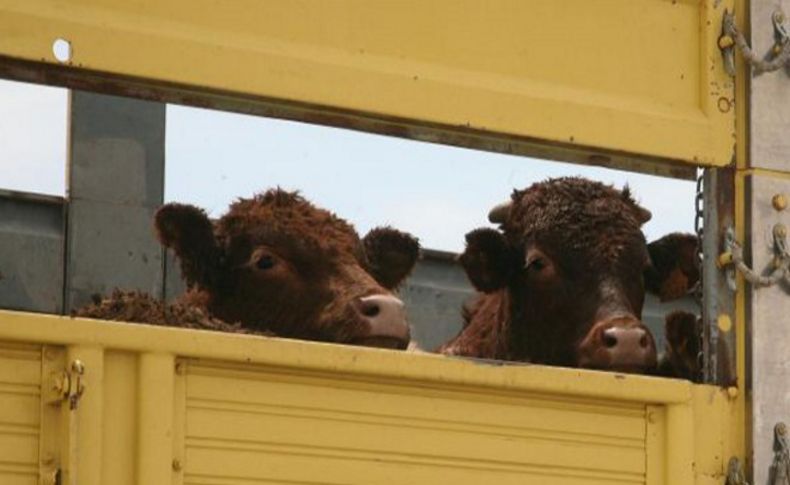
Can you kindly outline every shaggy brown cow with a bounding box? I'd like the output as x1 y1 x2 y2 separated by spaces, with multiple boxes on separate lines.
439 177 699 374
656 311 700 380
78 189 420 349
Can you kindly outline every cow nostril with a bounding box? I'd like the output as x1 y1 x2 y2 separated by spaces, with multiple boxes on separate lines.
639 334 648 348
359 300 381 318
603 333 618 348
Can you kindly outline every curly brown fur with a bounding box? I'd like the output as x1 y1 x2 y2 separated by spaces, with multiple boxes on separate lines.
459 228 517 293
656 311 700 380
440 177 659 371
155 203 222 289
83 189 418 348
362 226 420 289
645 233 699 302
74 289 266 335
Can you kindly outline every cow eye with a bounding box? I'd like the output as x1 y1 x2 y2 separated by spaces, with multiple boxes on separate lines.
256 255 276 270
525 257 546 272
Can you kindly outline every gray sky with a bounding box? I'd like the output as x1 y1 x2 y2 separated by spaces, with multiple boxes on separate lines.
1 79 695 252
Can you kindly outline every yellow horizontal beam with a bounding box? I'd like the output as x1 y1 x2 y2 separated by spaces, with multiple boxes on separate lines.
0 0 734 171
0 310 691 404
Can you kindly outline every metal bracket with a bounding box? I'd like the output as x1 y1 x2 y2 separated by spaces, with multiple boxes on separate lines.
770 423 790 485
720 8 790 77
719 225 790 290
50 359 86 410
726 457 750 485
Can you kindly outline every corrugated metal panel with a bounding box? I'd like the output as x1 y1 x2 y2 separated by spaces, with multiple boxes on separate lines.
0 191 64 314
0 342 42 485
0 310 741 484
0 0 732 172
183 360 648 484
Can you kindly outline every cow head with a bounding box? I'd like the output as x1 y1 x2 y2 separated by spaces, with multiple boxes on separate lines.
460 177 698 373
155 189 419 349
657 311 700 380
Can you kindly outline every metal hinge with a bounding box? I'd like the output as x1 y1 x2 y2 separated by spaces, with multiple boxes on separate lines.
719 224 790 290
770 423 790 485
720 8 790 77
726 457 750 485
49 359 86 410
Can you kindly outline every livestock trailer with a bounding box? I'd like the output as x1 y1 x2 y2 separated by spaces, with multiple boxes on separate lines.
0 1 788 484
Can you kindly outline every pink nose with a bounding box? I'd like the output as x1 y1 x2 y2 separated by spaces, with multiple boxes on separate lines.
577 318 657 373
355 295 410 348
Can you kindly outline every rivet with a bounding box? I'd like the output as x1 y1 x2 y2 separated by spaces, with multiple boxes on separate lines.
717 97 732 113
41 452 55 465
647 411 657 423
718 35 735 49
718 314 733 333
172 459 182 471
718 251 733 268
778 422 788 436
175 362 185 375
772 194 787 211
727 386 739 399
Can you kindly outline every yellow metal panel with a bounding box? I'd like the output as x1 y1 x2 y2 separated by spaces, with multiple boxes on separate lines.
0 310 692 404
0 342 41 485
0 0 734 168
101 351 138 485
184 361 647 484
0 311 741 484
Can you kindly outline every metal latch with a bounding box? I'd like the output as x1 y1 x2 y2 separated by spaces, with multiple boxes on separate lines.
770 422 790 485
719 225 790 290
51 359 86 410
720 8 790 77
726 457 750 485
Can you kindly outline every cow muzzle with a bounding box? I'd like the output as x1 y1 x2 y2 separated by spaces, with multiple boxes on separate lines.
577 317 657 374
352 295 411 350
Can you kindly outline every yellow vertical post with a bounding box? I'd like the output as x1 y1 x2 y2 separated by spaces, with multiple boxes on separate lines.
137 352 175 485
666 402 695 484
60 345 104 485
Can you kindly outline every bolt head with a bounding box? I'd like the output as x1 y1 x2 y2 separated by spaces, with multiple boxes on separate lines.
718 35 735 49
772 194 787 211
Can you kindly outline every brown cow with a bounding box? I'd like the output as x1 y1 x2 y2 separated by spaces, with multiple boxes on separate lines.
77 189 420 349
439 177 699 374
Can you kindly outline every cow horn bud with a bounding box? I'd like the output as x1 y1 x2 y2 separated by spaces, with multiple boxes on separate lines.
488 201 512 224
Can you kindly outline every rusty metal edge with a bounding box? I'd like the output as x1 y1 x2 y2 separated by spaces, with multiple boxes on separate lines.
0 55 699 180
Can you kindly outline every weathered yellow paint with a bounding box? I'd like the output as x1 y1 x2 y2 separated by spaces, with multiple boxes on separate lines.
0 0 734 170
0 310 740 484
0 342 42 485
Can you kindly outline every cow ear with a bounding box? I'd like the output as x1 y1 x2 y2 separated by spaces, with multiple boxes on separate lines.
362 227 420 290
621 186 652 225
155 203 223 290
459 228 515 293
658 310 700 380
645 233 699 302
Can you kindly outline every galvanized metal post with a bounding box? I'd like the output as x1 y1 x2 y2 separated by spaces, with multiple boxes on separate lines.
748 1 790 483
64 91 166 312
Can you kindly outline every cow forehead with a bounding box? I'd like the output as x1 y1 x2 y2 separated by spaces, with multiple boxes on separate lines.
505 178 648 266
216 189 364 259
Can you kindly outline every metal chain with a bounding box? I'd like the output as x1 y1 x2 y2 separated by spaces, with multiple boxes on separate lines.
721 9 790 76
693 170 706 383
